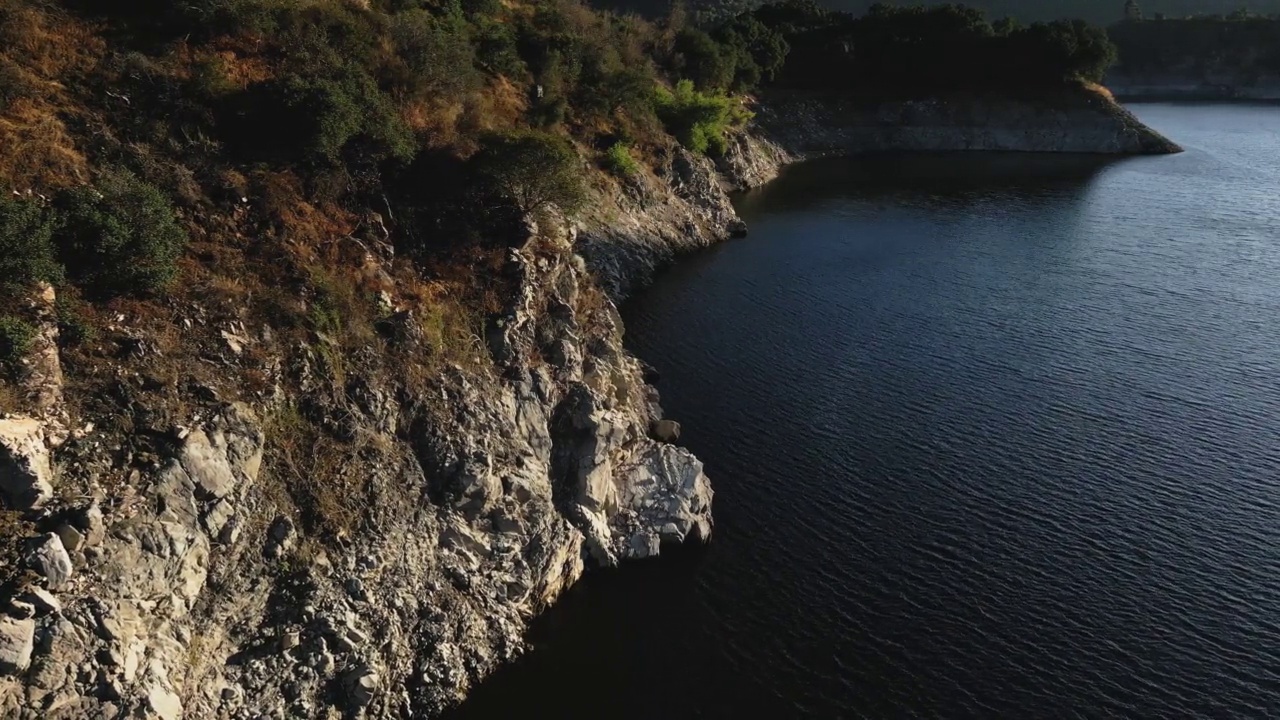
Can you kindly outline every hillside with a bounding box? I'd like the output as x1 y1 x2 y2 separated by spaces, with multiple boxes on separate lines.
592 0 1280 25
1107 15 1280 98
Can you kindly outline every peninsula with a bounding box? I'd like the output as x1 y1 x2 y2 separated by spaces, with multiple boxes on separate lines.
0 2 1175 718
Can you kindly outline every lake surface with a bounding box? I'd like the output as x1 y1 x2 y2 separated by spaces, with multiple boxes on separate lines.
449 104 1280 718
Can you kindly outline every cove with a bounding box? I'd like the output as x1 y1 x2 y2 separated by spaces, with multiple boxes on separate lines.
448 103 1280 719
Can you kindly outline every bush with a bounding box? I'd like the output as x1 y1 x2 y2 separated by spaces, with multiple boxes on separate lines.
471 130 586 216
673 27 735 91
53 173 186 298
224 68 415 169
473 17 527 79
0 196 61 295
652 80 750 156
603 142 640 177
0 316 36 373
54 290 95 345
388 9 480 102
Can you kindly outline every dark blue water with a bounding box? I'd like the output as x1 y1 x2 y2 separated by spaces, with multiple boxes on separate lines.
450 104 1280 718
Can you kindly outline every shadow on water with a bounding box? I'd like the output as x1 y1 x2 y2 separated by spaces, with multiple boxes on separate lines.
734 152 1121 217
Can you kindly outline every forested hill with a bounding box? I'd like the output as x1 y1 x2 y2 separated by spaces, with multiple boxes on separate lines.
597 0 1280 25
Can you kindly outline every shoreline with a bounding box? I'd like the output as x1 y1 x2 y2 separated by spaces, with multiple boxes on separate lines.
1 86 1182 720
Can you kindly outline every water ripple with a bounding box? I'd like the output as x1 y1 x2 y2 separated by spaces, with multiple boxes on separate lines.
448 104 1280 720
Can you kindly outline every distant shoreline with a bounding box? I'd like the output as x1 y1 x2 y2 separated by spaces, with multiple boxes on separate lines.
1116 93 1280 104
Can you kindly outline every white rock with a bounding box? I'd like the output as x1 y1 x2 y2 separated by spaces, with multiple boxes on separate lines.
651 419 681 443
55 524 84 553
28 533 73 589
147 683 183 720
0 616 35 674
346 666 379 707
180 429 237 499
0 417 54 509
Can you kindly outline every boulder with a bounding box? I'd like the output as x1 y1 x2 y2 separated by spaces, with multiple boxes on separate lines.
651 419 681 443
180 429 238 499
74 501 105 547
265 516 296 559
147 683 183 720
27 533 73 589
55 523 84 554
0 616 35 674
0 417 53 509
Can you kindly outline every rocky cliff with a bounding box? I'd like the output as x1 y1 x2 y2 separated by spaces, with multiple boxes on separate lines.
0 87 1175 720
0 190 721 717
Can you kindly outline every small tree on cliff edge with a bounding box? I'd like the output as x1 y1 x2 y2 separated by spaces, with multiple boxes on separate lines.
471 130 586 217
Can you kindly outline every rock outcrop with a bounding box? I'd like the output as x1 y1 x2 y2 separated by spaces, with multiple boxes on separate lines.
0 212 717 719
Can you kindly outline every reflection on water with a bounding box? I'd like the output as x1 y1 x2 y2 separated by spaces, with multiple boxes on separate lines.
735 152 1116 210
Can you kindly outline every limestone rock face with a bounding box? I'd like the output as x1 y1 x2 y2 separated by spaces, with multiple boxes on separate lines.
0 417 53 510
578 146 754 300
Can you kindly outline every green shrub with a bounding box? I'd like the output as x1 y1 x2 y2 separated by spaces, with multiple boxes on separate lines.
55 291 96 345
389 9 480 102
0 196 61 295
292 71 413 166
652 80 751 156
603 142 640 177
53 173 186 298
471 130 586 216
473 17 527 79
220 66 415 169
673 27 735 91
0 316 36 373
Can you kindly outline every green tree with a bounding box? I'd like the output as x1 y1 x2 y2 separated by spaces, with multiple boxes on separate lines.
653 79 750 156
471 130 586 215
673 27 735 90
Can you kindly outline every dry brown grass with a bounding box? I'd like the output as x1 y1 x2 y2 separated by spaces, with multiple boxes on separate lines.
176 41 277 90
251 170 359 250
0 0 102 80
0 97 88 191
261 402 365 539
1083 80 1117 103
467 75 529 133
0 0 102 191
0 380 18 414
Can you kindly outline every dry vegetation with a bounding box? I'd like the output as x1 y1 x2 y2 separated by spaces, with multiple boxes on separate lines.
0 0 783 537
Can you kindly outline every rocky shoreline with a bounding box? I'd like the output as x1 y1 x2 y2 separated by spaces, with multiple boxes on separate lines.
0 89 1176 719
